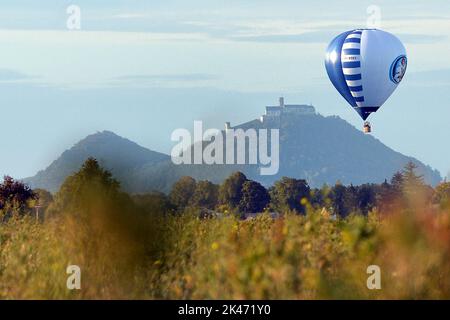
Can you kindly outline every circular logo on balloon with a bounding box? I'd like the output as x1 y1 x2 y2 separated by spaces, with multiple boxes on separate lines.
390 55 407 84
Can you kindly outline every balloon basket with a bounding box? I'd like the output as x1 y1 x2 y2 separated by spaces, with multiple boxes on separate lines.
363 122 372 134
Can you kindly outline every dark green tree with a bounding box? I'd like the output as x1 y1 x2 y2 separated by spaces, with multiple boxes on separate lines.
402 161 425 188
401 161 428 202
391 171 404 193
132 192 174 215
310 184 331 209
169 176 197 210
356 184 377 214
330 182 348 217
270 177 310 214
190 180 219 209
376 179 395 213
0 176 36 216
344 184 358 213
49 157 122 217
239 180 270 214
433 182 450 209
218 172 248 209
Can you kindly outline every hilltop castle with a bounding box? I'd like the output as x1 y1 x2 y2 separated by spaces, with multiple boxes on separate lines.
225 97 316 131
260 97 315 124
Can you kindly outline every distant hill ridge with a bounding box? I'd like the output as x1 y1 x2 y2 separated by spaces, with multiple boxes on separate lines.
24 112 442 193
25 131 169 192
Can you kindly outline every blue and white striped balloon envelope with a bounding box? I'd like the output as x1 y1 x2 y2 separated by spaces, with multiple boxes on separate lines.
325 29 407 125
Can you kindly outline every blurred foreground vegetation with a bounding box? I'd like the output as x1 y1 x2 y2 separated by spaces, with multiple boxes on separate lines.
0 159 449 299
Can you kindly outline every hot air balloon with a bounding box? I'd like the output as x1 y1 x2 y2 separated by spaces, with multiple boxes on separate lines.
325 29 407 133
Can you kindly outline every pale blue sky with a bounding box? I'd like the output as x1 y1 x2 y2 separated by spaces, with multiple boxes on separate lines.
0 0 449 179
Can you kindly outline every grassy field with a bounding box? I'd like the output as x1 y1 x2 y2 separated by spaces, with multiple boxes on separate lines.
1 204 449 299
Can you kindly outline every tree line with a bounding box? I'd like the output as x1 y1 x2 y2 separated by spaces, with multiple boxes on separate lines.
167 161 446 217
1 159 449 221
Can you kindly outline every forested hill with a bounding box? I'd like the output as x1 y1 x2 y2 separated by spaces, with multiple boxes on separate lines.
24 114 442 193
234 114 442 188
24 131 170 192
